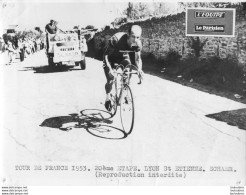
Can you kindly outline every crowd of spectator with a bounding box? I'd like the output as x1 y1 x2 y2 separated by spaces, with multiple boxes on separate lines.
0 35 45 65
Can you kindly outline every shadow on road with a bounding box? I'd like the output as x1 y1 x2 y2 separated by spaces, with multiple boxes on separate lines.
206 108 246 130
19 65 81 74
40 109 127 139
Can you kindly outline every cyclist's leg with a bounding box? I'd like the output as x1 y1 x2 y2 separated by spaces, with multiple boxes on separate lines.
120 53 132 68
103 62 115 111
103 62 115 94
120 54 132 83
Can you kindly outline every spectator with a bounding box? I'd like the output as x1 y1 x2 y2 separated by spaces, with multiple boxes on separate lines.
34 39 37 52
24 39 31 56
0 37 4 52
18 39 24 62
5 40 16 65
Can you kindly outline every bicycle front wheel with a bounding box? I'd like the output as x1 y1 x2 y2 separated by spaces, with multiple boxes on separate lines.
120 84 134 135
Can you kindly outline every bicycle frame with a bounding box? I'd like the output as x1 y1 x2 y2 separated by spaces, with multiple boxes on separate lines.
114 64 139 106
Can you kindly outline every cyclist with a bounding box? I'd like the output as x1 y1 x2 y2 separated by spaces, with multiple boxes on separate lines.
103 25 143 111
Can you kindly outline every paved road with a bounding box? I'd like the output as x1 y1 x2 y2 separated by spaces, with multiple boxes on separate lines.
1 50 245 185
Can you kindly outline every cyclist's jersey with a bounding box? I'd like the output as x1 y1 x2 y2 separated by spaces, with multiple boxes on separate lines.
103 32 142 66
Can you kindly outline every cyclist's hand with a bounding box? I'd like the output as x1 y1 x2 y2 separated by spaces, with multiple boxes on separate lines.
138 70 144 84
139 70 144 79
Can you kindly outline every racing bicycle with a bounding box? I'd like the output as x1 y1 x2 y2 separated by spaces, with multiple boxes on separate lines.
109 50 142 135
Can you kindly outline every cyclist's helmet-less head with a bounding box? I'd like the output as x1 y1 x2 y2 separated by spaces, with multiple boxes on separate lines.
128 25 142 52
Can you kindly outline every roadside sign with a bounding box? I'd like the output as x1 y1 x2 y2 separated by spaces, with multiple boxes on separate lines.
53 44 81 63
49 33 82 63
186 8 236 37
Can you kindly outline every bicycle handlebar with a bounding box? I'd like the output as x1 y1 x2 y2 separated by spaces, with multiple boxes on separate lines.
125 70 142 84
119 50 135 53
115 64 143 85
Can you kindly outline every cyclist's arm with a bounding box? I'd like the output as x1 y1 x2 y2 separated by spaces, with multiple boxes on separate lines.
135 51 142 71
135 51 144 83
104 55 111 68
103 41 115 68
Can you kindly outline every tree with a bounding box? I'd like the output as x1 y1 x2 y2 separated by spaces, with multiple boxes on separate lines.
111 17 127 27
35 27 42 33
153 2 167 16
179 2 243 11
136 3 149 18
125 2 134 19
124 2 151 20
85 25 95 30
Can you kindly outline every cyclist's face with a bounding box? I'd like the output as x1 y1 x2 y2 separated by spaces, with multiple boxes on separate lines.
129 32 141 44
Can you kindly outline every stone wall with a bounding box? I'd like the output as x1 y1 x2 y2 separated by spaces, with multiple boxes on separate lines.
91 12 246 66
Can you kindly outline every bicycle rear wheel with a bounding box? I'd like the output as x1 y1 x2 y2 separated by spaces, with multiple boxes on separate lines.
120 84 134 135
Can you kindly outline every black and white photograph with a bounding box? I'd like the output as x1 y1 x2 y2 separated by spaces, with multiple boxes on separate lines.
0 0 245 191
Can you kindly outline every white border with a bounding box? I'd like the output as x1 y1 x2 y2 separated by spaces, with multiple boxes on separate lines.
186 8 236 37
27 186 230 195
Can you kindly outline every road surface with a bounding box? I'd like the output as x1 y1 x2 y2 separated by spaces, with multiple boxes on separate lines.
1 50 245 185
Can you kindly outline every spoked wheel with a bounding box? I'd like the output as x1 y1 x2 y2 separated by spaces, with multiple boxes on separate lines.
120 84 134 135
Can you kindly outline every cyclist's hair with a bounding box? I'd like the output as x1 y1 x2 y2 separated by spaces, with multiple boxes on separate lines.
128 25 142 35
